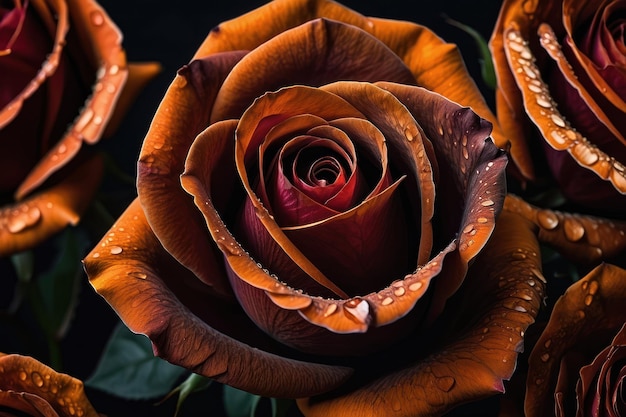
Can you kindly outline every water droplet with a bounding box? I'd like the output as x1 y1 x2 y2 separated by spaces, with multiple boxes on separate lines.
587 280 598 295
584 295 593 306
74 108 94 132
511 252 527 260
463 224 474 234
110 246 123 255
481 199 495 207
18 371 27 381
550 130 568 145
477 217 488 224
540 353 550 362
343 299 370 324
535 96 552 108
564 218 585 242
544 339 552 348
436 376 456 392
572 142 599 166
537 210 559 230
109 65 119 75
514 305 528 313
31 372 44 387
409 282 423 291
394 287 405 297
57 143 67 154
577 310 586 319
462 147 469 160
323 304 337 317
381 297 394 306
392 400 402 411
405 127 414 142
90 10 104 25
128 271 147 280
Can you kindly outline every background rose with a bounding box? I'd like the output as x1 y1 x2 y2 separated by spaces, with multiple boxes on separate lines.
497 263 626 417
0 0 159 257
84 0 544 415
490 0 626 215
0 352 100 417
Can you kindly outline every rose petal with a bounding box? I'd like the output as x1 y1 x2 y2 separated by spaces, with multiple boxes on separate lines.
0 391 58 417
525 263 626 417
374 81 508 318
137 54 247 298
297 209 544 417
196 0 507 174
15 0 130 199
235 85 368 297
563 0 626 113
0 352 99 417
84 199 354 398
321 81 436 267
0 154 103 257
210 18 416 123
503 194 626 265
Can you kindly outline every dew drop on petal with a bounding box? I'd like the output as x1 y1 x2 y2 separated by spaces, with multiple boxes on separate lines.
536 210 559 230
90 10 104 25
31 372 44 387
110 246 123 255
128 271 147 280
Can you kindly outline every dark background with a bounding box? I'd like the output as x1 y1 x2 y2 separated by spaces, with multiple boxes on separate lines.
4 1 505 416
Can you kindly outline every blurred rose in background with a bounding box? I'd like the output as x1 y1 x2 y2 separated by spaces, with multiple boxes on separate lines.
491 0 626 215
0 0 158 257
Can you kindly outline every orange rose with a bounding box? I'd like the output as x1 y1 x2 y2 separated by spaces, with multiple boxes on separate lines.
490 0 626 215
0 352 100 417
84 0 544 415
499 196 626 417
0 0 159 257
500 264 626 417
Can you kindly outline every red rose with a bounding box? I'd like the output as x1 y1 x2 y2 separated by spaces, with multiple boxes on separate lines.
0 352 100 417
0 0 159 257
491 0 626 214
84 1 545 415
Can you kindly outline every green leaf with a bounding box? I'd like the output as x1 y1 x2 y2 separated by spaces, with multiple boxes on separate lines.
444 15 497 89
33 228 85 339
6 250 34 313
11 250 34 283
86 322 187 400
223 385 262 417
159 373 213 417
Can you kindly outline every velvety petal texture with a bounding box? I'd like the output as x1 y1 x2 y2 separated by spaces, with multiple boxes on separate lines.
490 0 626 213
87 0 545 416
0 352 100 417
0 0 159 257
522 264 626 417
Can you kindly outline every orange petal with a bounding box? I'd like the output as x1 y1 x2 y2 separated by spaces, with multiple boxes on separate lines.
16 0 129 199
0 391 57 417
137 54 245 298
102 61 162 137
321 81 435 267
209 18 415 122
504 194 626 265
0 154 103 257
501 26 626 194
298 209 545 417
195 0 506 172
84 198 354 397
0 352 99 417
524 263 626 417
